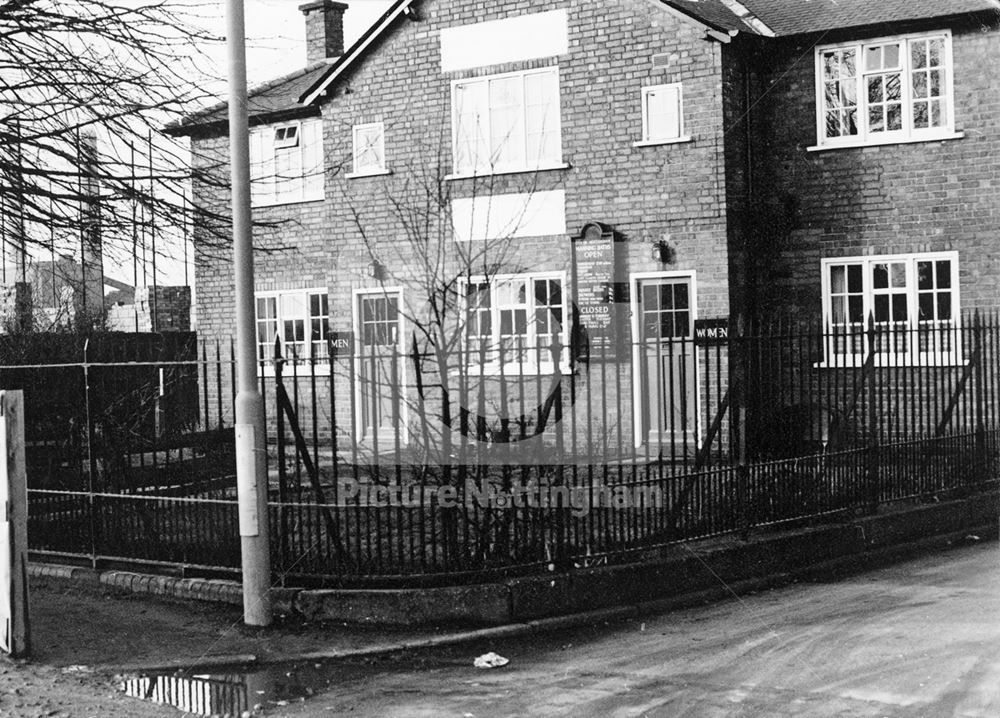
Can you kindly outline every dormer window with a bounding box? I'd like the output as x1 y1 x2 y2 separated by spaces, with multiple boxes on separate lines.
249 118 324 207
273 124 300 149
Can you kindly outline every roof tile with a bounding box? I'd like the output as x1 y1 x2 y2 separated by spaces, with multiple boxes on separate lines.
740 0 1000 36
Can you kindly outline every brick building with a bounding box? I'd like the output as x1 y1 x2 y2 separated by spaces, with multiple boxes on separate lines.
167 0 1000 452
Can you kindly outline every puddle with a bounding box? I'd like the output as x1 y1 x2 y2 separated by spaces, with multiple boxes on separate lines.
120 661 343 716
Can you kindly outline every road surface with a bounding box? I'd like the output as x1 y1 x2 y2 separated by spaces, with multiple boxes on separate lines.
277 540 999 717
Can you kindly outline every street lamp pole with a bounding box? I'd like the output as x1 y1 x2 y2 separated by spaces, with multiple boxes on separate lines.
225 0 271 626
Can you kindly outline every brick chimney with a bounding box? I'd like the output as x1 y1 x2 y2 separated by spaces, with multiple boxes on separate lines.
299 1 348 65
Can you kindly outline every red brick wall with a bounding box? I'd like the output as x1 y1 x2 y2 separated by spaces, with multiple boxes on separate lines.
190 0 738 444
751 17 1000 321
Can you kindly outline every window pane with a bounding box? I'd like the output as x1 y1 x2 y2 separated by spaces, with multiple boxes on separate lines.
831 265 846 293
885 75 901 101
890 263 906 288
929 38 943 66
842 49 856 76
454 82 487 171
823 51 839 79
848 296 864 322
887 103 902 131
642 284 658 311
873 263 888 289
936 261 951 288
911 40 928 69
917 261 933 290
865 45 882 71
937 293 952 320
919 293 934 320
869 106 884 132
891 294 907 321
832 297 846 323
674 311 690 337
868 77 883 103
660 283 674 309
874 294 889 321
674 282 690 309
489 76 524 166
525 71 560 164
929 70 941 97
931 100 943 127
883 43 900 68
280 293 306 319
847 265 863 292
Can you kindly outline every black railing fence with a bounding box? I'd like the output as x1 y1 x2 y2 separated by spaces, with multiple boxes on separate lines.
24 315 1000 585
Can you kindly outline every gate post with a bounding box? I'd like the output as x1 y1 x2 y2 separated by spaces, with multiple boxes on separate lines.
973 311 987 486
865 315 880 514
0 390 30 657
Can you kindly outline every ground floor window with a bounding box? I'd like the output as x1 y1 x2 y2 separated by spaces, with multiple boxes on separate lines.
821 251 959 363
255 288 329 362
462 272 569 372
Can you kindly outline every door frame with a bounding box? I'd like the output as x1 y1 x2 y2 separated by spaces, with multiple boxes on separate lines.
629 270 699 449
352 285 408 445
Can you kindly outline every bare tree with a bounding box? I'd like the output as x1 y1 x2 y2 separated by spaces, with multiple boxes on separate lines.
0 0 238 291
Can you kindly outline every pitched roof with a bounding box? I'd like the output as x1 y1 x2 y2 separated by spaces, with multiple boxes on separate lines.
740 0 1000 36
658 1 761 34
164 63 329 136
167 0 1000 134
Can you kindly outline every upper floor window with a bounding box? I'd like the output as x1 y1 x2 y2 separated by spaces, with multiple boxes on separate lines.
639 83 687 145
451 67 562 176
256 288 329 364
249 119 324 207
816 32 954 148
821 252 960 364
351 122 387 176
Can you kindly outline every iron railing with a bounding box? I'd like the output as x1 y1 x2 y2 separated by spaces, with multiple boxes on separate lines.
22 315 1000 585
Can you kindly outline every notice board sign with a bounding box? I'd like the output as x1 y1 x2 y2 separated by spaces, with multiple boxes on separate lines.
573 231 615 358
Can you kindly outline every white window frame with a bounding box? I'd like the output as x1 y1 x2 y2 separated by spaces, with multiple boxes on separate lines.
449 66 565 178
459 271 571 375
812 31 960 150
348 121 389 178
819 252 962 366
635 83 691 147
254 288 330 371
249 118 325 207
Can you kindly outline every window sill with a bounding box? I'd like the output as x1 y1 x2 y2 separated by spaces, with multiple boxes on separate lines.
806 131 964 153
444 162 571 181
251 194 325 209
632 135 692 148
813 355 966 369
257 361 331 378
346 168 392 179
457 362 573 378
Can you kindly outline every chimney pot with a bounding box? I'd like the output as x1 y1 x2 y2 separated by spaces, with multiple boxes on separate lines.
299 0 348 65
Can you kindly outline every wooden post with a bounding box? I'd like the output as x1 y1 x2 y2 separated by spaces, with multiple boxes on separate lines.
0 390 29 657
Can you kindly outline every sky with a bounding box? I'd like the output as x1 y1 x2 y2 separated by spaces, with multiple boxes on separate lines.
201 1 392 96
11 1 392 290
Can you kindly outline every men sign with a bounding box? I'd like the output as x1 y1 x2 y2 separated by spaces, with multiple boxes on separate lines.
0 390 29 657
